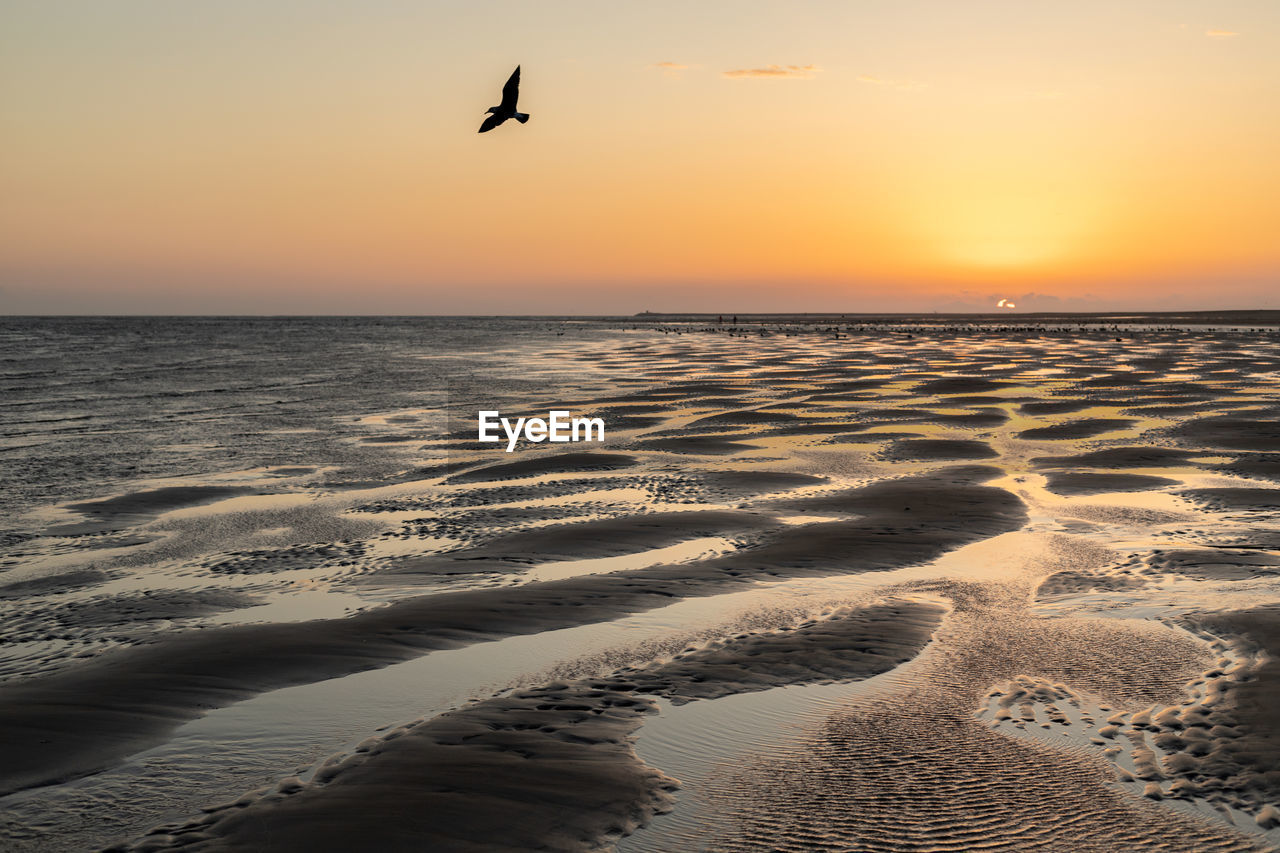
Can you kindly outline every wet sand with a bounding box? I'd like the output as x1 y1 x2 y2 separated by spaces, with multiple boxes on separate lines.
2 318 1280 851
117 601 944 852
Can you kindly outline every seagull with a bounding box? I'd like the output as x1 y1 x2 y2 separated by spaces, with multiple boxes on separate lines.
478 66 529 133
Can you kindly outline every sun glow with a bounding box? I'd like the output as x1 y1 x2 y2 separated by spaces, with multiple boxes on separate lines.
908 185 1102 274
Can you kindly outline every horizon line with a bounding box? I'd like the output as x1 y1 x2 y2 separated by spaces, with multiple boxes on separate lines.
4 309 1280 321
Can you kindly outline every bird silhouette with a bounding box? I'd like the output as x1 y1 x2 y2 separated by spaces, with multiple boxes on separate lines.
479 66 529 133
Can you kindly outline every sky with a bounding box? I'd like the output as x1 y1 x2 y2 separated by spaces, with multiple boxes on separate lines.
1 0 1277 314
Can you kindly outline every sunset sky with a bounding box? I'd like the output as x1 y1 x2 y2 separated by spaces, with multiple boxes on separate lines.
2 1 1277 314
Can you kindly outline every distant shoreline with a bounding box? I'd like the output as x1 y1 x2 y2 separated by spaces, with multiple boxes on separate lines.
3 310 1280 325
627 310 1280 326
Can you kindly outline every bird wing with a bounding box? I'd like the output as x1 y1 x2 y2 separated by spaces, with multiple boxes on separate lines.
478 113 505 133
499 65 521 112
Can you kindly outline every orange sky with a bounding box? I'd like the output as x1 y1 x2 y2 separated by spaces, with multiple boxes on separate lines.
2 1 1277 313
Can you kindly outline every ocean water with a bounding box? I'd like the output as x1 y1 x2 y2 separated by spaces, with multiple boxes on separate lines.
0 316 608 533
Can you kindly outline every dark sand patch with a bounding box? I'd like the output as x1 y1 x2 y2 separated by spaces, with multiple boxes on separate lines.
121 684 676 853
355 434 427 444
776 462 1006 497
446 452 638 483
1032 446 1199 469
47 486 257 536
1180 488 1280 511
384 472 822 569
1208 453 1280 483
1125 394 1222 407
917 409 1009 428
407 476 634 510
0 474 1024 796
676 395 750 408
1168 413 1280 452
1144 549 1280 581
373 511 780 579
116 601 945 852
1043 472 1179 495
739 469 1026 573
1097 545 1280 587
881 439 998 462
626 599 946 703
813 378 895 392
763 421 873 437
631 435 759 455
0 568 113 600
656 382 749 397
1129 382 1228 399
1018 418 1136 440
66 486 253 519
687 410 799 428
595 403 676 415
593 392 683 405
0 531 36 548
7 589 262 634
204 542 368 575
1211 532 1280 550
1166 606 1280 812
1018 399 1097 415
394 505 633 546
819 430 926 446
1078 373 1155 388
320 460 474 490
698 470 827 498
428 423 491 443
858 407 936 421
1125 403 1228 417
604 415 668 430
944 395 1023 406
916 377 1012 395
1036 569 1148 598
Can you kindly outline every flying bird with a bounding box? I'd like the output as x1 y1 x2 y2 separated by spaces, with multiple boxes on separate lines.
479 66 529 133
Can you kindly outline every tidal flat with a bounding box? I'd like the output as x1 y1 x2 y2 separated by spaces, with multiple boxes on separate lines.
1 315 1279 851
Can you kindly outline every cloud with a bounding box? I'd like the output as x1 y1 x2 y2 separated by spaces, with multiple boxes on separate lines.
1205 29 1240 38
722 64 817 80
650 61 689 73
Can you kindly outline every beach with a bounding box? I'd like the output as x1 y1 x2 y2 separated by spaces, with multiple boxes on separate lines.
1 315 1279 851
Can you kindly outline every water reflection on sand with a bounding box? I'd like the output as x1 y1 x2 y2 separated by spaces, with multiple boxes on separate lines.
1 318 1279 851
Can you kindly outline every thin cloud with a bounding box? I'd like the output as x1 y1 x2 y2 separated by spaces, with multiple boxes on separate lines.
722 64 818 80
649 61 693 79
1206 29 1240 38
